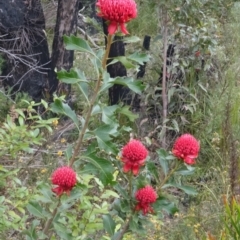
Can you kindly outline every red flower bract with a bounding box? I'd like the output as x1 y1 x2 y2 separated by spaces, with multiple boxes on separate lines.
121 139 148 175
51 166 77 196
135 185 157 215
172 134 200 165
96 0 137 35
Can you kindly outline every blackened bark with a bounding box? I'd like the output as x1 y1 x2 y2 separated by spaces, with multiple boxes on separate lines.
137 35 151 78
50 0 79 96
102 20 131 105
132 35 151 111
0 0 50 102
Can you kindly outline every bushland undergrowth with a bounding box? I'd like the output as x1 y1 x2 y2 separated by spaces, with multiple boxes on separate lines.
1 1 240 240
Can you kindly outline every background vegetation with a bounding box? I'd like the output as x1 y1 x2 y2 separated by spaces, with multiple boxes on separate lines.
1 0 240 239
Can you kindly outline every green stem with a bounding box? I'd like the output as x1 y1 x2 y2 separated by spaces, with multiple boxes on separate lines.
69 34 113 167
157 161 181 192
42 198 61 237
129 173 133 203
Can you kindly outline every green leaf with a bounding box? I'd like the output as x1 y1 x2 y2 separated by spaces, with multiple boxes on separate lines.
83 154 114 186
50 99 79 130
99 71 113 93
146 161 159 181
57 69 89 103
163 183 197 195
101 190 119 199
117 106 138 122
111 77 144 94
123 36 141 43
57 68 88 84
102 105 118 125
103 214 116 236
53 222 73 240
26 201 44 219
65 145 73 161
90 48 103 77
175 165 195 176
63 35 95 57
92 124 119 154
114 184 129 200
22 220 41 240
110 56 136 69
156 149 169 176
153 197 178 215
128 52 150 65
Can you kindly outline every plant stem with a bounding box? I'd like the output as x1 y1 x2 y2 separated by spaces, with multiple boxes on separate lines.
157 161 180 192
69 34 113 167
115 216 132 240
129 173 133 204
42 199 61 237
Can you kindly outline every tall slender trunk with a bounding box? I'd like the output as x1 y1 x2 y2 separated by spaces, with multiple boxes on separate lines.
161 11 169 148
50 0 79 97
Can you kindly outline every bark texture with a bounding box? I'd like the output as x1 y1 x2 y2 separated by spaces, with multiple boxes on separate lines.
50 0 79 96
0 0 50 102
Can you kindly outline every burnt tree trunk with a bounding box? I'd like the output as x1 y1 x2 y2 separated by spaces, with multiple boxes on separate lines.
0 0 50 102
132 35 151 111
102 21 131 105
50 0 79 97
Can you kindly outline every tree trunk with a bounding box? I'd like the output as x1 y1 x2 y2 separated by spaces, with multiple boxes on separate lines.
0 0 50 102
132 35 151 111
50 0 79 97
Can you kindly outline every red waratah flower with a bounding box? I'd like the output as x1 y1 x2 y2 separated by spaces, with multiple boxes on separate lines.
135 185 157 215
172 134 200 165
51 166 77 196
96 0 137 35
121 139 148 175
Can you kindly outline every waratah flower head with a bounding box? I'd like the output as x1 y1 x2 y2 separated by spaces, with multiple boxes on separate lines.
96 0 137 35
135 185 157 215
121 139 148 175
51 166 77 196
172 134 200 165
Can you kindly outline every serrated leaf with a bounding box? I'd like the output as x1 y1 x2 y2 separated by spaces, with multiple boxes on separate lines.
175 166 195 176
57 69 89 103
53 222 73 240
26 201 44 218
63 35 95 57
153 197 178 215
101 190 119 199
57 68 88 84
65 145 73 161
99 71 113 93
110 56 135 69
123 36 141 43
92 124 119 154
103 214 116 236
102 105 118 124
163 183 197 195
128 52 150 65
146 161 159 181
22 220 41 240
111 77 144 94
114 184 129 200
83 154 114 186
156 149 169 175
117 106 138 122
50 99 79 130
